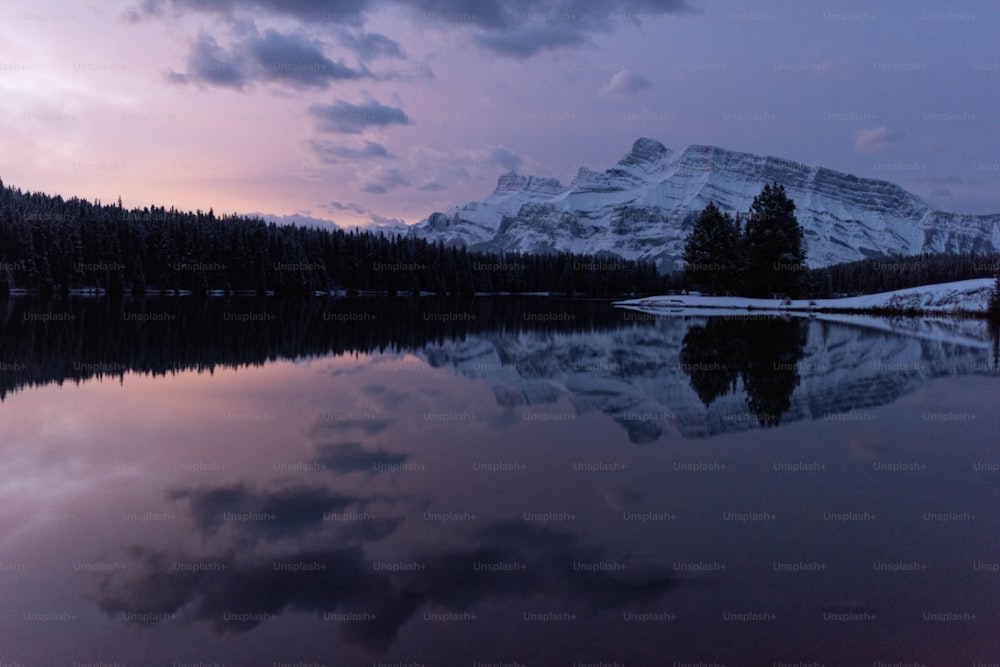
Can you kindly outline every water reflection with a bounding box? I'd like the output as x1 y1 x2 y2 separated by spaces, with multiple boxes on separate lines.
681 317 808 426
2 297 999 443
1 300 998 664
0 296 634 401
92 490 674 655
419 311 998 441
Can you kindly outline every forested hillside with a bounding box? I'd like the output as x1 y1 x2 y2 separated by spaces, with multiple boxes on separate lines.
3 179 998 301
0 180 667 297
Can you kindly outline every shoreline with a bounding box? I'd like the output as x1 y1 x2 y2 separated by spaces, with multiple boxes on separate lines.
614 278 998 319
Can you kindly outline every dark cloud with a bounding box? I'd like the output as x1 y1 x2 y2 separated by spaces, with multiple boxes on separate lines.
138 0 370 23
166 31 247 89
337 30 406 60
324 411 391 435
360 384 410 405
132 0 532 31
247 29 368 87
89 543 416 649
469 520 672 606
410 0 697 57
131 0 696 59
167 482 358 540
307 139 393 164
335 515 405 543
418 181 445 191
311 441 407 475
88 482 675 655
486 146 522 170
361 168 411 194
475 23 591 57
122 0 167 22
168 28 370 90
327 201 368 214
309 99 413 134
401 0 538 30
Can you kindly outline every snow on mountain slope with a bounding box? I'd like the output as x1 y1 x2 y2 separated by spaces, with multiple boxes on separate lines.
410 138 1000 269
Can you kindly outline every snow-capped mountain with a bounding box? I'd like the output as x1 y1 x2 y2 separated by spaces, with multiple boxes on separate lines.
410 138 1000 269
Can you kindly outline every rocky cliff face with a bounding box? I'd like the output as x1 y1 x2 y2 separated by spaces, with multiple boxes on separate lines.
410 138 1000 270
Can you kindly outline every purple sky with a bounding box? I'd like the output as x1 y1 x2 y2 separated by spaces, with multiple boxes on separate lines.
1 0 998 227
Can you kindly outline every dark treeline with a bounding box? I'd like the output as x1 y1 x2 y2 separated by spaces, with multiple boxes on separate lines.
0 295 651 401
800 252 1000 298
0 180 667 297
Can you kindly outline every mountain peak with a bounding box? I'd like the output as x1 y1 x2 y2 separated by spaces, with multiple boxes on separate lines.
493 171 525 195
571 166 600 186
413 137 1000 268
492 171 565 198
619 137 670 166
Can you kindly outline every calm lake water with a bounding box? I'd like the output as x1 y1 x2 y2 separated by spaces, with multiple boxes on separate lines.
1 297 998 666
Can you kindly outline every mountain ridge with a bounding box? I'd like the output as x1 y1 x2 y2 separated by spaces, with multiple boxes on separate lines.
410 138 1000 270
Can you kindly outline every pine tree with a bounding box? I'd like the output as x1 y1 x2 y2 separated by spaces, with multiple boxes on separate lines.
131 254 146 295
682 202 740 295
742 183 806 298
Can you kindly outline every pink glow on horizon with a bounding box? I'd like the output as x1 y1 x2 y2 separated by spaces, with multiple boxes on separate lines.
1 0 998 226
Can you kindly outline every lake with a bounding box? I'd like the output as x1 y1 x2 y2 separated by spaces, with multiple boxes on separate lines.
1 297 998 666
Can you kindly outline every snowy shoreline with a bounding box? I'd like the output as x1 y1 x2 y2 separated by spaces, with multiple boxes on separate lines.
614 278 997 318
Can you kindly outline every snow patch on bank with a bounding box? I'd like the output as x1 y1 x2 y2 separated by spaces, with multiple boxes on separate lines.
615 279 996 316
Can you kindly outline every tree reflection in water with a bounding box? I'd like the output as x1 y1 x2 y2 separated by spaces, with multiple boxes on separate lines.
681 316 807 426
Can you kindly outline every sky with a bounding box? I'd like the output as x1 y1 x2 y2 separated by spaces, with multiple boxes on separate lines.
0 0 998 228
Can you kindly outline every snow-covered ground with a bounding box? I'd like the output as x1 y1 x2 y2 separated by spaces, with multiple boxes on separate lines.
615 278 997 316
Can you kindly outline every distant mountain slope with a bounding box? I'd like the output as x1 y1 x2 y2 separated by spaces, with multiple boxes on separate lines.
410 138 1000 270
